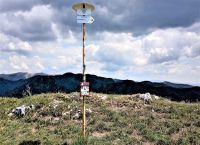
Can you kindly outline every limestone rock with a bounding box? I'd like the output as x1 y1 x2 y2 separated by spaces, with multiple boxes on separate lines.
70 108 93 120
10 104 35 117
140 93 152 104
52 117 60 124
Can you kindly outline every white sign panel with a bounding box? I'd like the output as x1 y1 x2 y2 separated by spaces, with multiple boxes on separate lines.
77 9 91 16
77 15 94 24
80 82 89 96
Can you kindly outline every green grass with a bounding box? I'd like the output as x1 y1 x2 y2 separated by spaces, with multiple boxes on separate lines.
0 92 199 145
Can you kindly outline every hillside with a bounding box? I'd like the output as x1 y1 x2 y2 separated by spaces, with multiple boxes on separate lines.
0 73 200 102
0 93 199 145
0 72 47 81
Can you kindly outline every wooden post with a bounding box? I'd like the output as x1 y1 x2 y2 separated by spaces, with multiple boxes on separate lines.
72 2 95 140
82 22 86 138
83 23 86 82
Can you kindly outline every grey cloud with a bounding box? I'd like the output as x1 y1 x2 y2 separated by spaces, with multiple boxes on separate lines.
187 42 200 57
45 0 200 37
1 49 30 56
149 51 180 64
101 63 121 72
128 0 200 32
1 0 200 41
0 0 41 12
0 4 56 41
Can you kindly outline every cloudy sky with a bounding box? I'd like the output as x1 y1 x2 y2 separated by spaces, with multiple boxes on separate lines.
0 0 200 85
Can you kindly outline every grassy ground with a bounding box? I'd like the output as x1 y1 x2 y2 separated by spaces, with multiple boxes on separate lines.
0 92 199 145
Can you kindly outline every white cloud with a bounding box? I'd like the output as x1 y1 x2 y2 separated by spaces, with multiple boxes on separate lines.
90 32 148 67
0 32 32 54
84 23 200 84
0 4 55 41
9 55 29 70
52 23 77 44
15 4 53 20
144 27 200 63
0 0 40 12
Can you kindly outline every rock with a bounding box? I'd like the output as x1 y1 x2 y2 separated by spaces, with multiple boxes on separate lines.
70 108 92 120
52 117 60 124
101 95 107 100
52 100 64 108
8 113 13 117
10 104 35 117
140 93 152 104
53 105 58 109
52 112 62 117
86 108 92 114
30 104 35 109
26 104 35 110
72 112 82 120
96 94 108 100
12 105 26 116
62 111 70 120
131 94 140 99
154 95 159 100
86 108 92 117
62 112 70 116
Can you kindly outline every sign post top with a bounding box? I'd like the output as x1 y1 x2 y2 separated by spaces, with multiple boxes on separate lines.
72 3 95 12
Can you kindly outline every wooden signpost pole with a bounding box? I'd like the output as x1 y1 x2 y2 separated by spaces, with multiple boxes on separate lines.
72 2 95 139
82 22 86 138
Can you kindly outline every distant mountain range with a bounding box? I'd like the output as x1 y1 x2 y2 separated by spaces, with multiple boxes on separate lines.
0 72 199 102
0 72 47 81
162 81 193 88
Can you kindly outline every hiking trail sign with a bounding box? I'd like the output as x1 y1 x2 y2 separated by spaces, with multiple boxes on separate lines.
73 3 95 24
72 2 95 138
80 82 90 96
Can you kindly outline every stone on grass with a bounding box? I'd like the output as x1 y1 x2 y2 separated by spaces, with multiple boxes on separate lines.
70 108 93 120
72 110 82 120
96 94 107 100
86 108 92 117
139 93 152 104
10 104 35 117
101 95 107 100
62 111 70 120
8 113 13 117
153 95 159 100
12 105 26 116
52 117 60 124
62 112 70 116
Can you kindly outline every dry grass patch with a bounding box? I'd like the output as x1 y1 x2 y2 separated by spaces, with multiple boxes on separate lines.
92 131 110 138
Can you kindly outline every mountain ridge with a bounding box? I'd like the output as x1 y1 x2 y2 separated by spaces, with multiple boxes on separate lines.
0 72 47 81
0 72 199 102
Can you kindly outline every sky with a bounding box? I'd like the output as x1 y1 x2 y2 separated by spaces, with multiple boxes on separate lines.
0 0 200 85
